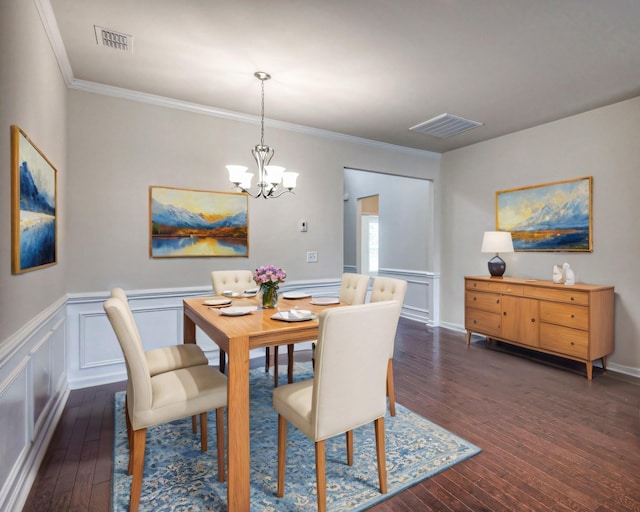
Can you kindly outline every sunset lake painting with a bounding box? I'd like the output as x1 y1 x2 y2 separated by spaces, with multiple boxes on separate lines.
496 177 592 252
150 187 248 257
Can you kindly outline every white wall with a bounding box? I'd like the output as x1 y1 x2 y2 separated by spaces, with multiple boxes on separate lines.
440 97 640 375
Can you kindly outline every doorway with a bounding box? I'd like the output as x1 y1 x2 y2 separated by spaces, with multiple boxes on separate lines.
358 195 379 274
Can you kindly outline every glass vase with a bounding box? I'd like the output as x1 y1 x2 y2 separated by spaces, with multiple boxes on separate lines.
261 284 279 309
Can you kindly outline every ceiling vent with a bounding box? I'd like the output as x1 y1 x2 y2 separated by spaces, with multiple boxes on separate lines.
410 113 483 138
94 25 132 52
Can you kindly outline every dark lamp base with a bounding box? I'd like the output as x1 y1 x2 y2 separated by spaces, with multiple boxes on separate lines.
488 255 506 277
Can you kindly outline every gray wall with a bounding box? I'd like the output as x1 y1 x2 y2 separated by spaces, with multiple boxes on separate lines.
440 97 640 373
0 0 67 343
64 90 441 293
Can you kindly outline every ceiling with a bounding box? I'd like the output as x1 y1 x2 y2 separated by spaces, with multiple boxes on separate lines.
47 0 640 154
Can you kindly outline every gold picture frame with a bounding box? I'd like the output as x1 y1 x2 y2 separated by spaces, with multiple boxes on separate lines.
11 125 58 274
149 186 249 257
496 177 592 252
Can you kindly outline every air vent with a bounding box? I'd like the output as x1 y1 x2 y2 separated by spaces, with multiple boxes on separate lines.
410 113 483 138
94 25 132 52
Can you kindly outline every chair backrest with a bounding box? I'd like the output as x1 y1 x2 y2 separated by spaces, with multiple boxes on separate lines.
370 277 407 304
211 270 254 294
370 277 406 356
104 298 153 412
338 273 370 305
312 300 402 440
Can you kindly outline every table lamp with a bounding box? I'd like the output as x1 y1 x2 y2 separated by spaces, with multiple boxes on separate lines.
481 231 514 277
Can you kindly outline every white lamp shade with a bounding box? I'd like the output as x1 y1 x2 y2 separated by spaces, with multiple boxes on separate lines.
239 172 254 190
264 165 285 184
227 165 248 184
281 171 298 189
481 231 514 253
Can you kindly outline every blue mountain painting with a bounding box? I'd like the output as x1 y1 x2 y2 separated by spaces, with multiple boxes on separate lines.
512 197 588 232
20 161 55 215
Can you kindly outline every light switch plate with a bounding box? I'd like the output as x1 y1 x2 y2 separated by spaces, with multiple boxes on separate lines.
306 251 318 263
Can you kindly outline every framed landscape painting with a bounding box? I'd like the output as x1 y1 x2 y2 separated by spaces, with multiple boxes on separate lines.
496 176 592 252
150 186 249 257
11 125 58 274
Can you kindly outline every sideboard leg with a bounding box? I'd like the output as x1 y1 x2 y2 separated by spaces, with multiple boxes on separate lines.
601 356 607 374
586 362 593 381
465 331 471 345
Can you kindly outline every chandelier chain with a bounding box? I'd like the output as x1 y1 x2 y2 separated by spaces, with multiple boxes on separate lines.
260 78 265 148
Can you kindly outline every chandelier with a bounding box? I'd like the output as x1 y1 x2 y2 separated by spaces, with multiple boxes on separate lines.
227 71 298 199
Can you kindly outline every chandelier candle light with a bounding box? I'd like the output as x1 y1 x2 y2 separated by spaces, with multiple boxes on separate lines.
227 72 299 199
254 265 286 309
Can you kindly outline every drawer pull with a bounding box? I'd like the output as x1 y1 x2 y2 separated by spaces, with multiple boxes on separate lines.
570 341 575 346
496 299 500 304
473 297 477 301
473 320 477 324
571 297 575 301
531 318 536 323
571 314 575 318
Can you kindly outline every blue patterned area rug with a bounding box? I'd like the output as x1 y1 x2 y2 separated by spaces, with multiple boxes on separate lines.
111 363 480 511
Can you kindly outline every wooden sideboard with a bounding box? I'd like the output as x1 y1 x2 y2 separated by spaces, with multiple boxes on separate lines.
464 276 614 380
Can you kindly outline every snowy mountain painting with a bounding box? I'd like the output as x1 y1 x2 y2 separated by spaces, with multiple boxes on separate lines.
497 177 592 251
12 126 57 274
150 187 248 257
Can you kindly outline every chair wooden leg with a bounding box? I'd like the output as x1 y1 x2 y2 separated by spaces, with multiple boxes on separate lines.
287 344 294 383
387 359 396 417
265 346 270 372
130 428 147 512
125 399 134 475
277 414 288 498
374 417 387 494
192 415 197 434
346 430 354 466
200 412 208 452
216 408 225 482
273 346 279 387
315 440 327 512
219 349 226 374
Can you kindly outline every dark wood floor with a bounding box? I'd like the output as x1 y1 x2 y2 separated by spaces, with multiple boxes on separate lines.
24 319 640 511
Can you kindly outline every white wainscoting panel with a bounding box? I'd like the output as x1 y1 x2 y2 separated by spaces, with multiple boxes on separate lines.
0 299 68 512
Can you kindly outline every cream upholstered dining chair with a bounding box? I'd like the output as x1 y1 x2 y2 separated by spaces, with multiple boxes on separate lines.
338 272 370 305
210 270 266 373
211 269 292 386
311 273 370 369
273 300 402 512
104 298 228 512
369 277 407 416
111 288 209 375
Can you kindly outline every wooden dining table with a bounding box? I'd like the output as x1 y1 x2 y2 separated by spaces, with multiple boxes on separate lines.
182 296 339 512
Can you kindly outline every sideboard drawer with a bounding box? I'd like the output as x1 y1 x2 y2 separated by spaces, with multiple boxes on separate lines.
465 309 501 337
539 324 588 358
539 302 589 330
466 279 523 295
465 291 501 313
524 287 589 305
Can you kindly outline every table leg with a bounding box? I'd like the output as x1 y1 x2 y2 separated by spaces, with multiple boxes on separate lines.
227 335 251 512
184 314 196 344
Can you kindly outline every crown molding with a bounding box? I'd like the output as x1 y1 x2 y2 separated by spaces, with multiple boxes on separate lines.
68 79 441 158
